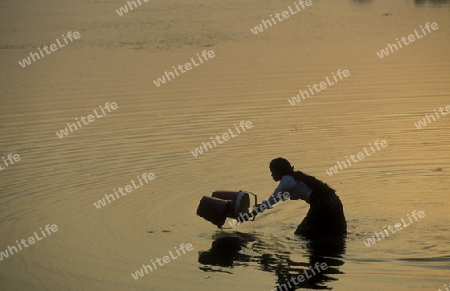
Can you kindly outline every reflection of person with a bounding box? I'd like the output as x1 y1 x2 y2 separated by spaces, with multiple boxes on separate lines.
238 157 347 237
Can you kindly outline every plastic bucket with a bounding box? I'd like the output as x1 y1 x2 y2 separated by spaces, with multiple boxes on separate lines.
196 196 233 228
211 191 250 219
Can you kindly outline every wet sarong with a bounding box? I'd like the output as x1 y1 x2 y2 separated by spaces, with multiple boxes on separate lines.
295 190 347 237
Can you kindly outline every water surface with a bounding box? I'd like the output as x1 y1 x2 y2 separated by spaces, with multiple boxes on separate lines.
0 0 449 290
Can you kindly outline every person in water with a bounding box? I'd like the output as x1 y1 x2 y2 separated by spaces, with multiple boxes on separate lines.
238 157 347 237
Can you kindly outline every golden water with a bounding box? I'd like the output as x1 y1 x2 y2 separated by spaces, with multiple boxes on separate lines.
0 0 449 290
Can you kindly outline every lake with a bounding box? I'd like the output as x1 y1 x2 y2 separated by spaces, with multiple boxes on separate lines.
0 0 449 290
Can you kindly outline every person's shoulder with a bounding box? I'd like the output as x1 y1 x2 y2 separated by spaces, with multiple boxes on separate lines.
281 175 296 183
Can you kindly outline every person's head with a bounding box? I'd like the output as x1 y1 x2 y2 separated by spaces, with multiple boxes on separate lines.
269 157 294 181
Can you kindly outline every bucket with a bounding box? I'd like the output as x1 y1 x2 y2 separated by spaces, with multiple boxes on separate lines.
211 191 250 219
196 196 233 228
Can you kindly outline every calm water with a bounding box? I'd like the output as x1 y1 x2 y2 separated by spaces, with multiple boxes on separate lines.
0 0 449 290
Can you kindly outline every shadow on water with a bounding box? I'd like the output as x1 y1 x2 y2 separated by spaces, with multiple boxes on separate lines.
198 232 256 273
198 231 346 290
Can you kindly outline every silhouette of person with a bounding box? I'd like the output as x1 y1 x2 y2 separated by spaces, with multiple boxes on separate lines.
238 157 347 237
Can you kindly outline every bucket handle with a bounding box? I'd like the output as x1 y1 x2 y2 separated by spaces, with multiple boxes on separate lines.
241 190 258 221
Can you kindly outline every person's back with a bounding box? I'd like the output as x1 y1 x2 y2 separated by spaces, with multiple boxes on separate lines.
291 170 347 237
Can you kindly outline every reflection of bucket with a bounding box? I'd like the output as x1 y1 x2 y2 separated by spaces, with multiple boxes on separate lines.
196 196 233 228
211 191 250 219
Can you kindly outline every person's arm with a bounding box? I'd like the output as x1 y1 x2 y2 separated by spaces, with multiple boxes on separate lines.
259 175 297 210
237 176 297 223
